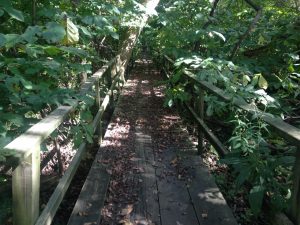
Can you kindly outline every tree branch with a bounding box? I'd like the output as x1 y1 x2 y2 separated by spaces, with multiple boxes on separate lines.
194 0 221 51
229 0 262 60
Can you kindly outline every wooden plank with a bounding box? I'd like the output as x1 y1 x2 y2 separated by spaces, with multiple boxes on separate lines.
34 142 87 225
134 125 160 225
156 147 200 225
12 146 40 225
66 156 110 225
186 104 228 157
183 155 238 225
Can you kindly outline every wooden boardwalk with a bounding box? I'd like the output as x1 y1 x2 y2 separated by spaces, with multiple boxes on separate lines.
68 59 237 225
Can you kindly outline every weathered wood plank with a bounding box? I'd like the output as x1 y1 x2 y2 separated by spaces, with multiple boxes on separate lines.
66 156 110 225
184 155 238 225
134 125 160 225
186 104 228 157
12 146 40 225
156 147 200 225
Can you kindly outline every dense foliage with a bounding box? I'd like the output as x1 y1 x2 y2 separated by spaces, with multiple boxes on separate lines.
143 0 300 220
0 0 299 223
0 0 134 149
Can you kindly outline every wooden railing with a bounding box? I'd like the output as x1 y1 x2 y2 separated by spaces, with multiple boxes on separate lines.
163 55 300 225
0 56 126 225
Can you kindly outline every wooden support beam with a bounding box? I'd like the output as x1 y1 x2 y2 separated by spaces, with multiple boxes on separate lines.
290 148 300 224
13 146 40 225
34 143 86 225
197 89 205 154
186 104 228 157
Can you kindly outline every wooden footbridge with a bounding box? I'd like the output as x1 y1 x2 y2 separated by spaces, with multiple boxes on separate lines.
1 42 300 225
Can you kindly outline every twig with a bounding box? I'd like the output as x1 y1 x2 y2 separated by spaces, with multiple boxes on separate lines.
229 0 262 60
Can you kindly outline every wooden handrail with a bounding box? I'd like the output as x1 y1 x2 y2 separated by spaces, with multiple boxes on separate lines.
0 57 119 225
0 58 115 167
164 55 300 148
163 54 299 225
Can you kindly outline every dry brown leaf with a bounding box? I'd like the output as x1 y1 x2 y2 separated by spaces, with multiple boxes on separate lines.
120 204 133 216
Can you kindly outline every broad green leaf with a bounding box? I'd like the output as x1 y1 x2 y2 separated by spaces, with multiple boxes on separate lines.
258 74 268 90
3 6 24 22
20 78 34 90
110 32 119 40
25 44 45 58
42 22 66 43
43 46 61 56
22 26 42 43
61 17 79 45
78 26 91 36
249 185 265 215
60 46 87 57
1 113 24 127
41 60 61 70
4 34 23 48
0 8 4 17
242 74 250 86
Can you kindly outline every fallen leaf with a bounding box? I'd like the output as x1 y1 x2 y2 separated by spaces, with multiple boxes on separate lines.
201 213 208 219
120 204 133 216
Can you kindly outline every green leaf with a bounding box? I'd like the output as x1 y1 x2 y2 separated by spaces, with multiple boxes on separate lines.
0 8 4 17
0 33 6 47
61 17 79 45
3 6 24 22
249 185 265 215
242 74 251 86
25 44 45 58
110 32 119 40
60 46 87 57
258 74 268 90
42 22 66 43
43 46 61 56
4 34 23 48
22 26 42 43
167 99 173 107
78 26 91 37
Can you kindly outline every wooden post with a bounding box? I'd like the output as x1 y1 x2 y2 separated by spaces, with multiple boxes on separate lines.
95 79 102 144
12 146 40 225
290 149 300 224
197 89 205 155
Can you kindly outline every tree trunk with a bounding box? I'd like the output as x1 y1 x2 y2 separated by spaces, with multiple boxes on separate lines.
113 0 160 82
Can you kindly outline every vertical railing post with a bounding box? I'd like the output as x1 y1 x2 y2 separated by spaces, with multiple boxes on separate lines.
95 79 102 145
12 146 40 225
290 148 300 224
196 89 205 155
